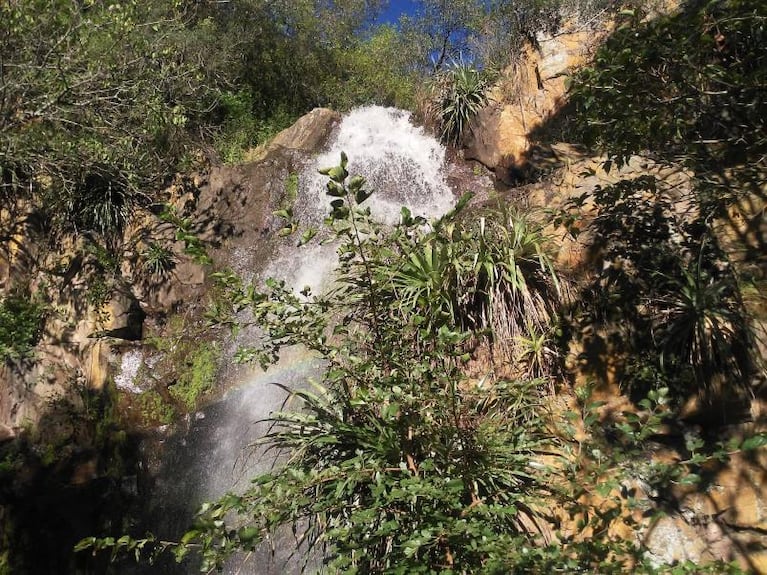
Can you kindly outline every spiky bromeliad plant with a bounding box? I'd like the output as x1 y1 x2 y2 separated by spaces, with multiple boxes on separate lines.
387 206 564 380
141 241 176 277
654 257 760 398
430 63 490 146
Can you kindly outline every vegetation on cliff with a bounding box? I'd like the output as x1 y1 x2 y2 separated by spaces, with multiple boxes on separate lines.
562 0 766 403
2 0 766 573
152 0 764 571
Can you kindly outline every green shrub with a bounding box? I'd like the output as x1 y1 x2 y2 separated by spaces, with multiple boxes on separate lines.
568 0 766 213
69 171 134 235
0 294 45 362
385 206 564 378
213 91 295 164
556 175 761 402
143 313 221 412
655 261 757 396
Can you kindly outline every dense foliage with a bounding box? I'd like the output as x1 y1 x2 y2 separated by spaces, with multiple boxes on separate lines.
560 0 766 404
0 1 209 235
168 159 592 572
570 0 766 187
4 0 767 572
0 0 589 250
81 156 756 574
0 293 44 362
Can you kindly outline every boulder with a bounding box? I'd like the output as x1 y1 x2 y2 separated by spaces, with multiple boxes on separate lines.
269 108 341 152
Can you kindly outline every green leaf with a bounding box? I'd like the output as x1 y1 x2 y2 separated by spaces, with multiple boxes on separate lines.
355 188 372 204
74 537 97 553
326 181 347 197
330 205 349 220
741 434 767 452
180 530 200 545
348 175 365 190
238 526 259 543
298 228 317 246
328 166 348 183
677 473 700 486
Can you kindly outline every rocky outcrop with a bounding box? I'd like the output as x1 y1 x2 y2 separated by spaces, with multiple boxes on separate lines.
270 107 341 153
464 22 608 183
0 107 342 436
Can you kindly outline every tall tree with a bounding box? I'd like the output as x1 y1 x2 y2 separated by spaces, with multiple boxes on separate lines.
400 0 485 73
0 0 213 235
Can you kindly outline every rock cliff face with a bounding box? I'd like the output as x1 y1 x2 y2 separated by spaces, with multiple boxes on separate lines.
0 108 342 440
464 21 608 183
465 14 767 572
0 107 342 574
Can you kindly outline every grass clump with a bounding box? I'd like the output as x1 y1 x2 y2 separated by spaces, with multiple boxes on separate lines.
141 242 176 278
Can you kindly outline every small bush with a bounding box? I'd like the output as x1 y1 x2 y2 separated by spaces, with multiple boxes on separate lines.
213 91 295 164
655 262 757 396
0 294 45 362
69 170 135 235
168 342 220 411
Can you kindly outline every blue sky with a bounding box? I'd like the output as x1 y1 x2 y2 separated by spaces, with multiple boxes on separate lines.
376 0 419 25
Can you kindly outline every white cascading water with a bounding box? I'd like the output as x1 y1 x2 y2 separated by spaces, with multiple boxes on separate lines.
299 106 455 225
264 106 456 295
139 107 460 574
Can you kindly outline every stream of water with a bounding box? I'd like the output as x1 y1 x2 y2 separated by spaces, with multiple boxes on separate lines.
137 106 465 574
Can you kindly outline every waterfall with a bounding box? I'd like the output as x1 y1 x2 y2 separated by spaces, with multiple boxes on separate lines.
136 106 462 574
298 106 455 226
265 106 456 295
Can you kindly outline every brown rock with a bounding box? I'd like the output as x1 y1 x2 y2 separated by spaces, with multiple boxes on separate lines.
102 290 146 341
0 422 15 442
270 108 341 152
464 22 608 180
644 515 710 565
